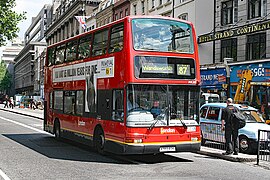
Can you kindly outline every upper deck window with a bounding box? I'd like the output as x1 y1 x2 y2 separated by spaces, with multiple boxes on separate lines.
109 23 124 53
132 18 194 54
92 29 109 56
55 44 66 65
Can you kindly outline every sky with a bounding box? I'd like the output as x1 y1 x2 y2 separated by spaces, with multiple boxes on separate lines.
1 0 52 56
14 0 52 39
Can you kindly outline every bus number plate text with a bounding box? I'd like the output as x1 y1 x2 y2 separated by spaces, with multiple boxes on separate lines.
159 147 176 152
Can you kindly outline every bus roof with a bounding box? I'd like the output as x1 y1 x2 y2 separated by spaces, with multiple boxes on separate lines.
47 15 194 48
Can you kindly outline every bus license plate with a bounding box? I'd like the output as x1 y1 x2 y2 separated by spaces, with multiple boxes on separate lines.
159 147 176 152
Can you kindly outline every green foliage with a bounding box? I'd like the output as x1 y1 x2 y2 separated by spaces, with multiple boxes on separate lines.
0 62 12 92
0 0 26 46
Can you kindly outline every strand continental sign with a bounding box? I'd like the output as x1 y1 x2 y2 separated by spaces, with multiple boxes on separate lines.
198 20 270 44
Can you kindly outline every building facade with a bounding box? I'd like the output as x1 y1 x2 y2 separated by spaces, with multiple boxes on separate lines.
113 0 130 20
96 0 114 27
1 38 24 66
198 0 270 119
14 5 50 97
14 42 47 95
45 0 100 45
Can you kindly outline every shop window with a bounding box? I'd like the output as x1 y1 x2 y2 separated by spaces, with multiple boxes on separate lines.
221 38 237 62
221 0 233 26
246 33 266 60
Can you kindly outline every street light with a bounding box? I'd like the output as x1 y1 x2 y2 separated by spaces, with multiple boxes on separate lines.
224 58 233 98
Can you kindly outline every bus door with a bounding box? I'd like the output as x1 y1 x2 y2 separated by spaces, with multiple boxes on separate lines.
97 90 124 141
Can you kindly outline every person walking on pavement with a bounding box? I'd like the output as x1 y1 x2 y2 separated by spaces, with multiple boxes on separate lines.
221 98 239 155
9 97 14 109
4 95 9 108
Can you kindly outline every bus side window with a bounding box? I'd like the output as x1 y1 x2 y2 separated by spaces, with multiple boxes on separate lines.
112 89 124 121
64 91 76 115
55 44 66 65
92 29 108 56
49 92 53 109
76 91 84 116
54 91 63 111
47 48 55 66
66 40 78 62
78 34 91 59
109 23 124 53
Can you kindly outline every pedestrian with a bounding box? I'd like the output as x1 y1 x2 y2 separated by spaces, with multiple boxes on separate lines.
4 95 9 108
221 98 239 155
9 97 14 109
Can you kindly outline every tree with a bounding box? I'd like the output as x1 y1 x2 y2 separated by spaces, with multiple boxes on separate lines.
0 0 26 46
0 62 12 94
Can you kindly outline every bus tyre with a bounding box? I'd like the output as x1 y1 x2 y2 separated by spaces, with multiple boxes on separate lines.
239 136 251 154
94 128 105 154
54 120 61 140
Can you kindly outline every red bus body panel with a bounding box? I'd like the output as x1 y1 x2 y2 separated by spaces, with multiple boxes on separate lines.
44 16 201 154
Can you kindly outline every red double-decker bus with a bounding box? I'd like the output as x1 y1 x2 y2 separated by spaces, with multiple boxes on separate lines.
44 16 201 154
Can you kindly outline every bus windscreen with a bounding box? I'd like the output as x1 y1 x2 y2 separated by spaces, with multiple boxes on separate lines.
132 18 194 53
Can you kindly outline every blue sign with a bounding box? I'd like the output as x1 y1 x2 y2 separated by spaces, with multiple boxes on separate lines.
230 62 270 83
200 68 227 88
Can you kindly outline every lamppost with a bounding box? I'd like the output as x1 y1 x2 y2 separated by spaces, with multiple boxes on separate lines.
224 58 233 99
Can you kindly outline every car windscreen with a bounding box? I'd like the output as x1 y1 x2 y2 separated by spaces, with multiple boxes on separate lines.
241 110 264 123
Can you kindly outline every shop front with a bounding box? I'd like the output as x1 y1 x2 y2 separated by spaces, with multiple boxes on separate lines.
230 61 270 120
200 68 227 101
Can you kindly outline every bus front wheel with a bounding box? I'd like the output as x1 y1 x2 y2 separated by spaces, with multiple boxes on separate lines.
94 128 105 154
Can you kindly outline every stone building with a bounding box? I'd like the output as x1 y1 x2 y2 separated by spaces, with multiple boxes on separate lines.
45 0 100 45
14 5 50 96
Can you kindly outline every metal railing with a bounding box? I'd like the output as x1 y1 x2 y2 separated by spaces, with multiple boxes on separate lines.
257 129 270 165
201 123 226 150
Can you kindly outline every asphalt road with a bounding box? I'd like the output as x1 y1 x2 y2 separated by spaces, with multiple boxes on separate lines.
0 110 269 180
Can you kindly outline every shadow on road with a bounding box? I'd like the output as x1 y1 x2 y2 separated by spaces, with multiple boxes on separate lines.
3 133 194 165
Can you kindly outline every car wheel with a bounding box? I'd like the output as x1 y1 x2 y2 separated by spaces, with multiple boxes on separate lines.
239 136 252 154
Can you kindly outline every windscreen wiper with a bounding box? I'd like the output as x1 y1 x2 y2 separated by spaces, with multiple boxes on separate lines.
179 119 187 129
148 118 161 130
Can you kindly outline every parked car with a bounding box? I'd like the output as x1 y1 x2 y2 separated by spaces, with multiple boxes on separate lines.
200 103 270 154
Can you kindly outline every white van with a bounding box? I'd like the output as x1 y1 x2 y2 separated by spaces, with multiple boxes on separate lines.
201 93 220 104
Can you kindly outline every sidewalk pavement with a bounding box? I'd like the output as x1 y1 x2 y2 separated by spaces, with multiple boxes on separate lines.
0 104 43 120
0 104 257 163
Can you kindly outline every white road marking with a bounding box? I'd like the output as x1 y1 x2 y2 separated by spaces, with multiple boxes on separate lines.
0 168 11 180
0 116 52 180
0 116 51 135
